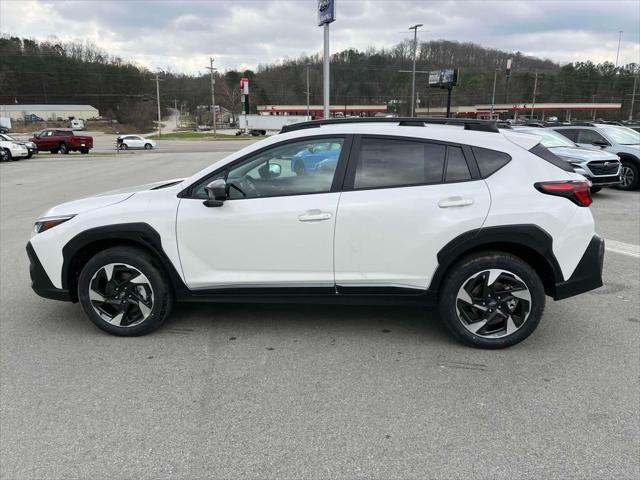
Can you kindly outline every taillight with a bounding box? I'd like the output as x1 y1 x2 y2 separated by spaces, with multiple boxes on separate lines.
534 180 592 207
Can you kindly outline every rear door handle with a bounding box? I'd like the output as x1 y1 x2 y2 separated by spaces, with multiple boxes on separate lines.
298 209 333 222
438 196 474 208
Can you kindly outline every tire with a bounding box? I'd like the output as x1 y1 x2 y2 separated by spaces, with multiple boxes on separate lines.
438 251 545 349
1 149 9 162
617 160 639 190
77 246 174 336
59 143 69 155
590 186 602 193
120 143 128 150
144 143 152 150
26 152 33 159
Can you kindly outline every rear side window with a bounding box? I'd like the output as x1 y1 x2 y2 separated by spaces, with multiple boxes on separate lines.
472 147 512 177
554 129 579 142
354 138 446 189
528 143 574 172
445 146 471 182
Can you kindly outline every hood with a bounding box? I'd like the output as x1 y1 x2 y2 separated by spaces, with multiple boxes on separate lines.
549 146 619 161
38 178 185 218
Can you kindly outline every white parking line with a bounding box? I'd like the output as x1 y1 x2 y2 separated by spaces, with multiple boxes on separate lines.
605 239 640 258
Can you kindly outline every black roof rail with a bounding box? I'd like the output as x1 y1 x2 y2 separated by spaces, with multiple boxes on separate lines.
279 116 500 134
569 122 596 127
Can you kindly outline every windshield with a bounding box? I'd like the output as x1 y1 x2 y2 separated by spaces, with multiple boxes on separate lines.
599 126 640 145
518 128 576 148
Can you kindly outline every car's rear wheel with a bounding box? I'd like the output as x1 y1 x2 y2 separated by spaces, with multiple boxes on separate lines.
144 143 152 150
120 143 128 150
618 161 638 190
438 252 545 349
77 247 173 336
59 143 69 154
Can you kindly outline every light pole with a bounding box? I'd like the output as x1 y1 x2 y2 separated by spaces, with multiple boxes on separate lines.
530 72 538 121
306 64 311 119
409 23 423 117
154 71 162 137
206 57 217 135
323 25 330 118
490 68 498 118
615 30 623 68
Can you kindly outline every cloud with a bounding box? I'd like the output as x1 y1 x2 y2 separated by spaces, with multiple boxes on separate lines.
1 0 638 74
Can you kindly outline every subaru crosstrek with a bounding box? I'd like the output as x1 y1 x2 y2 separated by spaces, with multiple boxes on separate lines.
27 118 604 348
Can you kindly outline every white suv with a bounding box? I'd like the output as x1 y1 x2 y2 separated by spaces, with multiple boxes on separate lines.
27 118 604 348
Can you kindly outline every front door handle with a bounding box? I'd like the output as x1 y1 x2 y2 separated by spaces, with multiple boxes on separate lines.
298 209 333 222
438 196 474 208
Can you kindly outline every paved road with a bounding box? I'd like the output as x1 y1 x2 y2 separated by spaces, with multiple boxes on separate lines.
1 146 638 479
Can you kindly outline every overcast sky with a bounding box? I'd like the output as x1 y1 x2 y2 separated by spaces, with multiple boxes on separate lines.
1 0 638 74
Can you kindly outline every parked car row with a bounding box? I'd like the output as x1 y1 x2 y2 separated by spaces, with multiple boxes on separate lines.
500 122 640 191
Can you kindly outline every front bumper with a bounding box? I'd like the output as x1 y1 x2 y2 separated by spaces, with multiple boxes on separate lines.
26 242 73 302
589 175 621 186
553 235 604 300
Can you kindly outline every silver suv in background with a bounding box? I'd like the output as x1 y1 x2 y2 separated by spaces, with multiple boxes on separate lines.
512 126 621 192
553 123 640 190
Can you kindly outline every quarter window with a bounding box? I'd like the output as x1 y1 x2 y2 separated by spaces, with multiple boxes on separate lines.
353 138 446 189
472 147 512 177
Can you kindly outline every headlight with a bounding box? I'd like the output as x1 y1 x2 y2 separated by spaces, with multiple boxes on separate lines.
12 142 23 148
33 215 75 234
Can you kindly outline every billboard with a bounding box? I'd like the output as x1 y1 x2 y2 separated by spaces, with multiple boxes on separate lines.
428 68 459 87
317 0 336 26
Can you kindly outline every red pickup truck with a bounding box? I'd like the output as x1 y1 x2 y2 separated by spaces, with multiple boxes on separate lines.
30 129 93 154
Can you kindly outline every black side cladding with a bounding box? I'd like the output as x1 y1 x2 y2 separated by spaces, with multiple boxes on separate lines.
529 143 574 172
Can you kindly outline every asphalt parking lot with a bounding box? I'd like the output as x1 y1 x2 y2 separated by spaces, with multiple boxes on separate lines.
1 142 638 479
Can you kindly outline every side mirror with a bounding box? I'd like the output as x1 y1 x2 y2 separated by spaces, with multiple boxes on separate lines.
268 163 281 177
203 178 227 207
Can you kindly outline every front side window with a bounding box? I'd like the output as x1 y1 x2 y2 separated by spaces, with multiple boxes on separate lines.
192 137 344 199
554 129 579 142
354 138 446 189
578 129 607 145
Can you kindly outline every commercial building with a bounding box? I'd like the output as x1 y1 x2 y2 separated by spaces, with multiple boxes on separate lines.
257 105 387 117
0 104 99 121
416 103 622 120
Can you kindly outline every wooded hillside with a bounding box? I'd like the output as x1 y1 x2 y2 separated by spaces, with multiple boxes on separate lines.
1 36 637 122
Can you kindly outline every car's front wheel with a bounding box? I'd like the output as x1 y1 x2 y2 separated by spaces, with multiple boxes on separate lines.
618 161 639 190
77 247 173 336
144 143 152 150
438 252 545 348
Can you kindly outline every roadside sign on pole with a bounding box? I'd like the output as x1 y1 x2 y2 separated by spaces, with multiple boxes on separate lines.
240 78 249 95
317 0 336 26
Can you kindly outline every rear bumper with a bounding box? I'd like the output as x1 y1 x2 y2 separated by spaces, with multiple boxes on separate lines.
26 242 73 302
553 235 604 300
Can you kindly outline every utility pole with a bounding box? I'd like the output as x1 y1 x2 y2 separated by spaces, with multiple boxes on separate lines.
530 72 538 120
323 24 330 118
409 24 423 117
306 64 311 119
154 72 162 137
490 68 498 118
629 73 638 121
615 30 623 68
174 99 178 128
206 57 217 134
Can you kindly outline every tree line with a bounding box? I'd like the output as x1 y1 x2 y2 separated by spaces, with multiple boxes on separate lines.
1 35 637 125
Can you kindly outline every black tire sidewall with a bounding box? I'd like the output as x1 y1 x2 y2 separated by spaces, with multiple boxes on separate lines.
438 252 545 349
77 247 173 336
60 143 68 154
144 143 151 150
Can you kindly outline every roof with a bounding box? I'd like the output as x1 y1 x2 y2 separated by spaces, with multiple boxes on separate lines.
0 104 98 112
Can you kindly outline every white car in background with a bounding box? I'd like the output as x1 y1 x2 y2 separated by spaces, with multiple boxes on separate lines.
117 135 156 150
0 137 30 161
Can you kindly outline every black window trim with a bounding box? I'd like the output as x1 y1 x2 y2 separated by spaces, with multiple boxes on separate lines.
177 134 354 199
342 134 481 192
